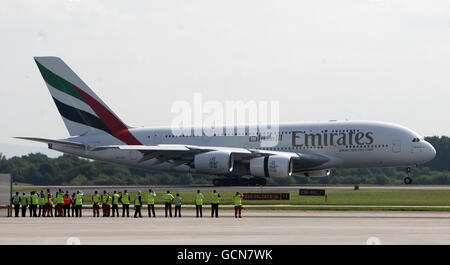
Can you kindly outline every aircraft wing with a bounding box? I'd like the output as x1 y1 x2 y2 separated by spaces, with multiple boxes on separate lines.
15 137 330 170
91 144 329 170
91 144 256 163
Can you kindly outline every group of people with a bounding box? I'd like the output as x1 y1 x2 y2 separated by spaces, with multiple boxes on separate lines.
11 189 245 218
11 189 85 218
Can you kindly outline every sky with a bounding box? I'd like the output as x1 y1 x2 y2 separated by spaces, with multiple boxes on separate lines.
1 0 449 157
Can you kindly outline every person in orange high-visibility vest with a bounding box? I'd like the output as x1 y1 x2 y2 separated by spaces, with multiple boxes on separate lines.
63 191 71 217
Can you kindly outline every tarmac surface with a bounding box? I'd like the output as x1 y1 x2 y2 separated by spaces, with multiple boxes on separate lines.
2 210 450 245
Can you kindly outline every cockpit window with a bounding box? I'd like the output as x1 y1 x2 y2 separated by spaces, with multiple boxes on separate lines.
412 138 420 142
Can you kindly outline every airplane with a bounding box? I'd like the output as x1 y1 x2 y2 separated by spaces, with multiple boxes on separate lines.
17 57 436 185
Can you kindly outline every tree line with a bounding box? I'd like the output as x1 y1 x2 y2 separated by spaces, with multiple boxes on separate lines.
0 136 448 186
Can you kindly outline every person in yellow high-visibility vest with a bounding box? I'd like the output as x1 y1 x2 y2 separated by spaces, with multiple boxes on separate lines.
75 190 83 217
102 190 110 217
44 189 51 217
234 192 244 218
28 192 33 217
20 192 28 217
147 189 156 218
163 190 174 217
111 191 120 217
30 191 39 217
134 191 143 218
121 190 130 217
194 190 204 218
210 190 221 218
56 189 64 217
38 190 46 217
45 192 53 217
92 190 101 217
48 194 56 217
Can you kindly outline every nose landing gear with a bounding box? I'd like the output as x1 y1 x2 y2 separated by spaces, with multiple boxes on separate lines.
404 167 413 184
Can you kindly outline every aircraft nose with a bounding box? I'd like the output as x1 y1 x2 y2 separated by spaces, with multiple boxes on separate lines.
424 141 436 161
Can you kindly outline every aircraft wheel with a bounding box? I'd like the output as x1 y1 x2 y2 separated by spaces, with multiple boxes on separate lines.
404 177 413 184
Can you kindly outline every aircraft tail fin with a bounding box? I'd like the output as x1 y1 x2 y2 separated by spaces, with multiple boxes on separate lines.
34 57 136 141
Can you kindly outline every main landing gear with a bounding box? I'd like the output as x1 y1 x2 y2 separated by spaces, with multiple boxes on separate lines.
404 167 413 184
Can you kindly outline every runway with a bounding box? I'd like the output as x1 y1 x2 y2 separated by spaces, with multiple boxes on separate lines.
2 210 450 245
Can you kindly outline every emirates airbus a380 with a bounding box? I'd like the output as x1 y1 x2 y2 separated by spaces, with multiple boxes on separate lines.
17 57 436 185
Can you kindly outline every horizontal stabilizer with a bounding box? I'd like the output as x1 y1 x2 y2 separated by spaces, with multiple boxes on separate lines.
14 137 86 149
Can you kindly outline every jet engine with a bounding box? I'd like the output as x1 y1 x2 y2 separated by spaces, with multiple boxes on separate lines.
249 155 293 178
194 151 234 174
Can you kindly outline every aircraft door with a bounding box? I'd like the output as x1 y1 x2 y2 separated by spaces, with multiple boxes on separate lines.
392 140 401 153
